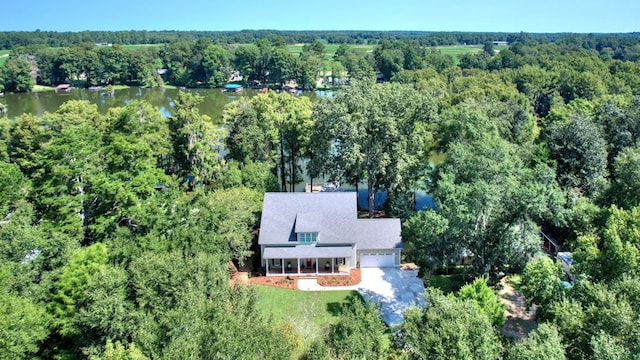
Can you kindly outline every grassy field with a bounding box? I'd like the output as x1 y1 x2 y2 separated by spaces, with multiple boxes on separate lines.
0 50 10 67
287 43 375 61
435 44 509 64
436 44 482 63
255 285 357 332
120 44 163 51
32 85 57 92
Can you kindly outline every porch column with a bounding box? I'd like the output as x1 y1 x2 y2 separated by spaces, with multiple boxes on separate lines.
297 258 300 274
315 258 318 274
266 260 270 275
281 258 284 275
331 258 334 274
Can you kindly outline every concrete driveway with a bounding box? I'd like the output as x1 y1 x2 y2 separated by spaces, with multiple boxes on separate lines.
297 267 427 326
357 267 426 326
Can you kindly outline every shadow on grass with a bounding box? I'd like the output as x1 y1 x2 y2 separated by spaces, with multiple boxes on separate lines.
425 273 465 294
326 302 343 316
326 293 366 316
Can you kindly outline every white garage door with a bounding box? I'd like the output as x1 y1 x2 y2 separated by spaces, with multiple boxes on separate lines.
360 253 395 268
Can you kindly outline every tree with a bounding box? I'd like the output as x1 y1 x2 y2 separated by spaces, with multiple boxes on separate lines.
168 188 261 261
160 40 193 86
128 251 295 359
403 209 458 273
548 115 607 197
1 58 34 92
572 206 640 283
76 265 137 353
591 332 634 360
0 161 30 219
341 51 374 81
548 279 640 360
33 102 105 241
302 41 325 58
457 277 505 327
400 288 502 360
483 41 496 56
89 101 171 238
506 323 566 360
125 48 160 87
269 45 295 85
327 295 390 359
430 138 564 279
49 243 109 338
225 91 313 192
611 145 640 209
169 92 224 186
295 52 323 91
91 340 148 360
521 256 565 321
202 44 231 87
0 287 50 359
309 81 436 217
594 98 640 174
232 44 261 82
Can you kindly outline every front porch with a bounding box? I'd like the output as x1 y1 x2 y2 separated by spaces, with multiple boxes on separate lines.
262 245 354 276
265 257 351 276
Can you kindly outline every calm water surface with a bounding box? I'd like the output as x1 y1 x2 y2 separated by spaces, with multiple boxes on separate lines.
2 87 326 121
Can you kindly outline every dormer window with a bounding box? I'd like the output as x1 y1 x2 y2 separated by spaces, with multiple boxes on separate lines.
298 232 318 244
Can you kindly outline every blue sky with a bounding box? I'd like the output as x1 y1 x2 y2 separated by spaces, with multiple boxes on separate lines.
2 0 638 33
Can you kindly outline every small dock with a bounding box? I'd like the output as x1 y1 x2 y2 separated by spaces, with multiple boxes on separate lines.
305 182 341 193
55 83 72 92
224 83 243 92
305 183 323 192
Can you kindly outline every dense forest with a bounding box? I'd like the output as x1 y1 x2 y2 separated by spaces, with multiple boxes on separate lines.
1 31 640 94
1 31 640 359
1 29 640 49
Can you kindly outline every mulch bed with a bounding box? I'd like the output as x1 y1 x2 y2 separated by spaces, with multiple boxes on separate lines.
317 268 361 287
247 268 362 289
250 275 298 289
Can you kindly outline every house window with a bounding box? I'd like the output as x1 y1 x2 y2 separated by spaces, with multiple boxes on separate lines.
337 258 345 266
272 259 281 266
298 232 318 244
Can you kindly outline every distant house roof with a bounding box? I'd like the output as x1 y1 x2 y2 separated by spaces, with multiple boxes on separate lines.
56 84 71 90
258 192 402 250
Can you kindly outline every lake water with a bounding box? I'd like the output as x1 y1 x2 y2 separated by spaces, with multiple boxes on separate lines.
1 87 267 122
1 86 437 211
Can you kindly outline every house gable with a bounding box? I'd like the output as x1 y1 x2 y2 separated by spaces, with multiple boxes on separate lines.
258 192 402 273
259 192 401 249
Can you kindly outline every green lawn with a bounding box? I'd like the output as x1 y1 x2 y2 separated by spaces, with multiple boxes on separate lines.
434 44 510 64
425 273 465 294
0 50 10 67
435 45 481 64
287 44 375 61
32 85 56 92
120 44 162 51
255 285 358 332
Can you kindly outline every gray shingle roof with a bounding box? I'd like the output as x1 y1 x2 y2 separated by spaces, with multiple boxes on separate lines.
294 212 324 233
258 192 401 250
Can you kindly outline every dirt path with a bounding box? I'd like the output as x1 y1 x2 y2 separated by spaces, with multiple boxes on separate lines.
499 277 537 339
